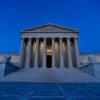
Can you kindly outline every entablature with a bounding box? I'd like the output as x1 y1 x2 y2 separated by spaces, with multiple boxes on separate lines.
21 33 78 38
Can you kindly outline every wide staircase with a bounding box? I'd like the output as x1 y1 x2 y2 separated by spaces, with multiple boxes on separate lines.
0 67 100 82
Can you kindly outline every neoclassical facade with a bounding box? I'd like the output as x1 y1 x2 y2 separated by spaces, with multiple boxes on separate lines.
19 23 80 68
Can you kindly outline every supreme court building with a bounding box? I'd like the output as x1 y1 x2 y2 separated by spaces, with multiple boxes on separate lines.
19 23 80 68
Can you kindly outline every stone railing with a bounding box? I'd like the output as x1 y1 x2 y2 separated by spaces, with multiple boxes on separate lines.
79 62 100 79
0 56 20 78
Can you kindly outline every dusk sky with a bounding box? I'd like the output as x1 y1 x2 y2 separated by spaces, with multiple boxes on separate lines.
0 0 100 53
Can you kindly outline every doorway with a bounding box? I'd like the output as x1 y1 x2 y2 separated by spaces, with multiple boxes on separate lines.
46 55 52 68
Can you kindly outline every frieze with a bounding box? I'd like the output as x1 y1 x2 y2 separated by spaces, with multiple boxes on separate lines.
22 33 78 38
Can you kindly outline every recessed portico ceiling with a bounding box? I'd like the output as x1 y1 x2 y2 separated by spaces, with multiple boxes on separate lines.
20 23 79 34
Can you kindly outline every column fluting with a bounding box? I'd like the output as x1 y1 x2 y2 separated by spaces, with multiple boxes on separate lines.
26 38 32 68
59 38 64 67
74 38 80 67
52 38 56 67
67 37 73 67
34 38 39 68
42 38 47 68
19 38 25 67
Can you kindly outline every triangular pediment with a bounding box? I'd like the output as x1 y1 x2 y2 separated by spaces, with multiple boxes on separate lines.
20 23 79 33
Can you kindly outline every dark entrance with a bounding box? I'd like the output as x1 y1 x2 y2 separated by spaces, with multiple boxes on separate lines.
46 55 52 68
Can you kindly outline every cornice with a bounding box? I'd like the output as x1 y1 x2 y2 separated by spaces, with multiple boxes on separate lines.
21 33 78 38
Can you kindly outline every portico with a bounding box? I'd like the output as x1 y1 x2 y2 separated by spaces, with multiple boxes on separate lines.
19 23 80 68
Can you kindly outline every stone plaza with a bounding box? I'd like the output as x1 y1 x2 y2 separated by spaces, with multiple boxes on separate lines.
0 82 100 100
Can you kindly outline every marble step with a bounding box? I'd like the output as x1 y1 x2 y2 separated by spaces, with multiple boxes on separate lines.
0 68 100 82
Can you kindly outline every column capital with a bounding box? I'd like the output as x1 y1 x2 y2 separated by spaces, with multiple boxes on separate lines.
52 38 55 40
21 37 25 40
66 37 71 39
36 38 39 40
59 37 63 40
43 37 47 40
74 37 78 40
28 37 32 40
28 38 32 42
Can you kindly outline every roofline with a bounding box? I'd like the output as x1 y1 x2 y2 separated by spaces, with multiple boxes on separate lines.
20 23 80 34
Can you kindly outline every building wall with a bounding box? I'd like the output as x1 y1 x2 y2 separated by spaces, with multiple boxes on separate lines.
0 53 19 63
80 54 100 64
0 53 100 65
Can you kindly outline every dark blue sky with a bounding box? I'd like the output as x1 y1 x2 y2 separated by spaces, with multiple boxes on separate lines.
0 0 100 53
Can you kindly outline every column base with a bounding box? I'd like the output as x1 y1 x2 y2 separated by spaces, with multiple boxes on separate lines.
68 64 73 68
25 65 30 68
60 64 64 68
34 63 38 68
42 66 47 68
68 67 75 69
69 66 73 67
60 66 65 68
52 66 57 68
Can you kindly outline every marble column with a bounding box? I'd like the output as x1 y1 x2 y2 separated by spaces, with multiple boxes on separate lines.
52 38 56 67
67 38 73 67
42 38 47 68
19 38 25 67
34 38 39 67
74 38 80 67
59 38 64 67
26 38 32 68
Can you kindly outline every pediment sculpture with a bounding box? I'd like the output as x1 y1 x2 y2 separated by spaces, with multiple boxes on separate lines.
20 23 79 33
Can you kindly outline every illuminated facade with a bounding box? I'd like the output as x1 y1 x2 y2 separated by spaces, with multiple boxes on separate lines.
19 23 80 68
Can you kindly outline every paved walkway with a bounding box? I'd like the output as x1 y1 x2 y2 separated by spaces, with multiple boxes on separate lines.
0 82 100 100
